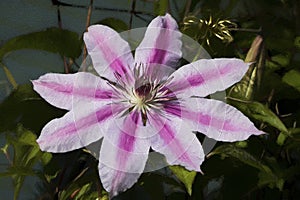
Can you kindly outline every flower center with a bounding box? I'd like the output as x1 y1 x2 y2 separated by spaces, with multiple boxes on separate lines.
131 82 154 112
135 83 152 98
110 63 176 126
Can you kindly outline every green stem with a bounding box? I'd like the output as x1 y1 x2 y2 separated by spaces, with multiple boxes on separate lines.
0 62 17 89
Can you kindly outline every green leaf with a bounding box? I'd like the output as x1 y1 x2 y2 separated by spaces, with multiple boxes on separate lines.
97 18 128 32
58 160 99 200
229 100 288 133
209 144 287 191
282 70 300 92
71 183 98 200
169 165 197 195
245 35 263 63
229 36 263 100
2 126 53 200
41 152 52 165
295 36 300 49
209 144 271 173
276 132 287 146
154 0 168 15
0 62 17 88
257 157 285 191
258 171 284 190
277 128 300 146
0 27 82 60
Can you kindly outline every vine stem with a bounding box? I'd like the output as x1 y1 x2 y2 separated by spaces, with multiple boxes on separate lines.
82 0 94 72
52 0 153 17
1 144 13 166
129 0 136 29
184 0 192 17
229 27 262 33
56 4 70 73
0 62 17 89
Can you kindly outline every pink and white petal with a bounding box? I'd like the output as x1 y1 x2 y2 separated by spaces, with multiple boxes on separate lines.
164 97 264 142
166 58 250 98
99 111 150 197
148 112 204 172
84 25 134 82
37 103 124 152
32 72 115 110
135 13 182 75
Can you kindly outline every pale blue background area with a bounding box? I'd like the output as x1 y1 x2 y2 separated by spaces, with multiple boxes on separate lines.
0 0 153 99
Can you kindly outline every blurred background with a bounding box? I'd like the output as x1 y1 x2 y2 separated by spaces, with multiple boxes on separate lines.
0 0 300 199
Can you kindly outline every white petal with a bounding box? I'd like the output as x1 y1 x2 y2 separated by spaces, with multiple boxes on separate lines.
37 103 124 152
148 112 204 172
163 97 264 142
84 25 134 82
167 58 249 97
99 111 150 197
32 72 115 110
135 13 182 77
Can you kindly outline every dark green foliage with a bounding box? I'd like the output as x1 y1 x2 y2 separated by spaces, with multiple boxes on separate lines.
0 28 82 60
0 126 52 200
97 18 129 32
0 84 65 133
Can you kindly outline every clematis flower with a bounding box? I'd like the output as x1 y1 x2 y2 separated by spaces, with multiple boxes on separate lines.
32 13 263 197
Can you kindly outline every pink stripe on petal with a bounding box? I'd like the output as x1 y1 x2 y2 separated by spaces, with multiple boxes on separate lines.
163 102 182 117
198 114 211 126
159 124 176 144
36 81 113 99
149 48 168 65
34 81 72 93
187 74 205 86
92 38 129 77
94 90 113 99
118 132 136 152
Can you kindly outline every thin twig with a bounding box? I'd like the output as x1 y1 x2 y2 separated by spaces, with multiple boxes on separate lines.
82 0 94 71
56 4 62 28
229 27 262 33
226 96 252 103
56 4 70 73
0 62 17 89
129 0 136 29
52 0 153 16
168 0 171 14
134 13 150 23
184 0 192 17
94 6 153 17
96 176 102 199
172 0 180 15
1 145 13 166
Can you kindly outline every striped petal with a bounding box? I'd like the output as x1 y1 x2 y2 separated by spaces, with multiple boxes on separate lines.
84 25 134 82
135 13 182 77
37 103 124 152
99 111 150 197
32 72 115 110
163 97 264 142
166 58 249 98
148 112 204 172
